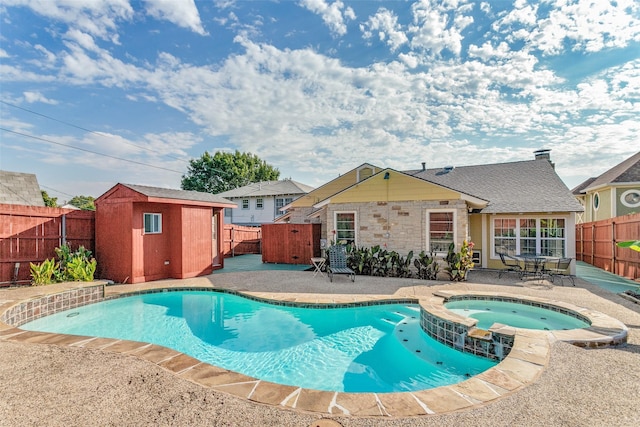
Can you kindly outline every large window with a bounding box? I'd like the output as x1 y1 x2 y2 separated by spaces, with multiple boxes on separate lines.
242 199 249 209
493 217 566 257
335 212 356 246
256 198 264 209
427 211 455 253
143 213 162 234
275 197 293 216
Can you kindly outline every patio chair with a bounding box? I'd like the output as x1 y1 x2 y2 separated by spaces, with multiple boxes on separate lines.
327 245 355 282
546 257 575 286
497 252 522 279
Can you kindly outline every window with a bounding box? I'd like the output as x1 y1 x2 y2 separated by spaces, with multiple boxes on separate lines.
593 193 600 210
242 199 249 209
335 212 356 246
275 197 293 216
492 217 566 257
621 189 640 208
427 211 455 253
143 213 162 234
256 198 264 209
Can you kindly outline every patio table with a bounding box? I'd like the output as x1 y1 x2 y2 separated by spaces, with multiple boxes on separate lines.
516 254 558 280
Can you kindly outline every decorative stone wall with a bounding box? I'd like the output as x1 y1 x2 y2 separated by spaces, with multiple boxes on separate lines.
1 285 105 327
325 200 469 256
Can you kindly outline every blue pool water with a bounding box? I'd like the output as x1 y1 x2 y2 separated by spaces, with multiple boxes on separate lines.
445 300 590 330
21 290 496 393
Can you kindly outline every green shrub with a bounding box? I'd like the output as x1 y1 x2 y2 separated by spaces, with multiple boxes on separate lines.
414 251 439 280
30 258 58 286
445 240 475 281
30 244 97 285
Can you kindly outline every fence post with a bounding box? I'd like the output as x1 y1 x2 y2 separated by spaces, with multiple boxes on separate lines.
61 214 67 247
611 220 616 275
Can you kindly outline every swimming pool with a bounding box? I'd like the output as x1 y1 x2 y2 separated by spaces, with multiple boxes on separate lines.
445 299 591 330
20 290 497 393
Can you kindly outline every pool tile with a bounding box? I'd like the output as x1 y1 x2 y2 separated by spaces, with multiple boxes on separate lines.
104 339 151 354
213 380 259 399
412 387 474 413
249 382 299 406
495 357 544 384
127 344 180 363
11 330 57 343
334 393 382 416
449 377 508 402
474 367 524 391
377 392 429 416
291 389 335 413
159 353 201 373
80 337 122 350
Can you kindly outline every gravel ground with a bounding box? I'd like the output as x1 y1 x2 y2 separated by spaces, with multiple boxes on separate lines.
1 270 639 427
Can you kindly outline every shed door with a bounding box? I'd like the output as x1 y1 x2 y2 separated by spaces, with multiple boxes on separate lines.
212 213 221 267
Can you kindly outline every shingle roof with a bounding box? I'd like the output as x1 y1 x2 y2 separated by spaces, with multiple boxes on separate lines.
122 183 235 206
217 179 314 198
574 151 640 193
406 159 583 213
0 170 45 206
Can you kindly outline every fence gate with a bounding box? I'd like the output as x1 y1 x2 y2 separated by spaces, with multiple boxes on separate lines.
261 223 321 265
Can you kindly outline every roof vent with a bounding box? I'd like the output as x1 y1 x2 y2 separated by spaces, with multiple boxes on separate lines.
443 165 454 172
421 162 426 171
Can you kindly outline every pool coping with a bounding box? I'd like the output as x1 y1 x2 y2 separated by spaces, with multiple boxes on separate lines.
0 283 628 418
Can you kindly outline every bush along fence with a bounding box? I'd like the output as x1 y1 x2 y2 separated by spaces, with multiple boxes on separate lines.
329 240 474 281
29 243 97 286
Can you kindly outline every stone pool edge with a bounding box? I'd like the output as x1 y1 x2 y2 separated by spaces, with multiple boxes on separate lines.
0 283 628 418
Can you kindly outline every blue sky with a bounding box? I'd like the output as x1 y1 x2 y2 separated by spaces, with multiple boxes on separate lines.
1 0 639 201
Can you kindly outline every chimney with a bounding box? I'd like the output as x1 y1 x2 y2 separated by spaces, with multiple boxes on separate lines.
534 149 555 168
421 162 426 171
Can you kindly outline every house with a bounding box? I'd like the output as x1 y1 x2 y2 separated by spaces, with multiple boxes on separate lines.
572 151 640 223
279 150 583 273
95 183 235 284
0 170 45 206
217 179 314 226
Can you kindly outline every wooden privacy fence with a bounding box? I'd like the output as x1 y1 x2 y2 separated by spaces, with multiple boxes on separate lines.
223 224 261 257
262 223 321 265
0 204 95 286
576 213 640 281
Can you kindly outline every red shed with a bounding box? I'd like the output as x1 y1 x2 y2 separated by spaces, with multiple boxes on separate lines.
95 183 235 284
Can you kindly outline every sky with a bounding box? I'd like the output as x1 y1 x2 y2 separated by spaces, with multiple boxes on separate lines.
0 0 639 202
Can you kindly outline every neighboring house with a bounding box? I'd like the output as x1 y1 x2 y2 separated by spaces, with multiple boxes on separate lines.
572 151 640 223
95 183 235 284
279 150 583 273
0 170 45 206
217 179 314 226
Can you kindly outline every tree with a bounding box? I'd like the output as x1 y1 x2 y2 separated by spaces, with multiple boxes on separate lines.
41 190 57 207
68 195 95 211
181 150 280 194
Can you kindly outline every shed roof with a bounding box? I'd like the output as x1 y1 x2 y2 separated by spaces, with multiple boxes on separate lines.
217 179 314 198
0 170 45 206
407 159 583 213
117 183 235 206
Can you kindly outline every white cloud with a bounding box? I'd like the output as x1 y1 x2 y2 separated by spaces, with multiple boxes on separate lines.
299 0 355 37
0 48 8 58
360 8 408 51
1 0 134 43
408 0 474 57
142 0 208 36
22 91 58 104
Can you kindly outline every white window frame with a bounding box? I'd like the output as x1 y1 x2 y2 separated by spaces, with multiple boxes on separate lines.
491 216 567 258
143 213 162 234
334 211 357 246
426 209 457 255
256 198 264 209
620 189 640 208
242 199 249 209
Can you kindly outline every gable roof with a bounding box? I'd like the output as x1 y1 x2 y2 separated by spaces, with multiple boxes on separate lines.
407 159 583 213
0 170 45 206
216 179 314 198
99 183 235 207
573 151 640 194
313 168 488 208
